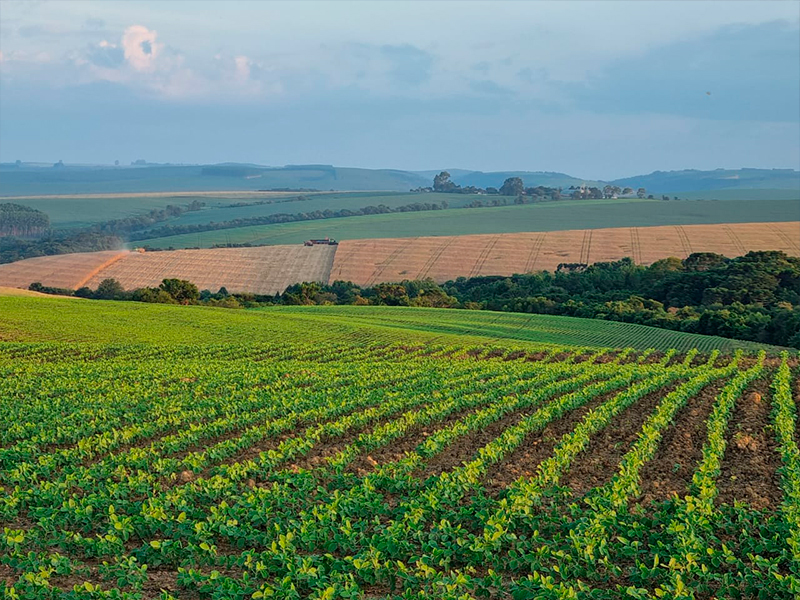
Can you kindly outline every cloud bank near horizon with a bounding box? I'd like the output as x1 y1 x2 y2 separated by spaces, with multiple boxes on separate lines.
1 1 798 179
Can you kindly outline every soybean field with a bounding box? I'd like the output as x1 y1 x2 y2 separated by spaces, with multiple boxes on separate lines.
0 296 798 599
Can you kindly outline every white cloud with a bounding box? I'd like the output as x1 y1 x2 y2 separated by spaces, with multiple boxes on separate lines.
234 55 250 83
121 25 162 72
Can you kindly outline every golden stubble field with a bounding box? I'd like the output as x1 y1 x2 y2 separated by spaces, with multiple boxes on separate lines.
0 246 336 295
0 221 797 293
330 221 800 285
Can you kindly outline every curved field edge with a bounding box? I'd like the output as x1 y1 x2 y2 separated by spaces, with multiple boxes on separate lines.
0 295 782 352
134 198 800 249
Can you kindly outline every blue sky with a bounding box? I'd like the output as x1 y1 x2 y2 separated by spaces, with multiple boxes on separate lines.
0 0 798 179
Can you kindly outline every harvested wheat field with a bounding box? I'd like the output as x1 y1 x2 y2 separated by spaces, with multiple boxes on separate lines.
330 221 800 285
1 221 796 294
81 245 337 295
0 250 127 290
0 245 336 295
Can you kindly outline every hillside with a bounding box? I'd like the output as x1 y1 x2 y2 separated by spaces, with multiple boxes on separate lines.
1 293 794 599
136 198 799 249
0 293 776 351
329 222 800 285
2 288 796 600
2 163 797 197
0 164 430 196
612 168 800 193
2 222 796 294
448 170 600 189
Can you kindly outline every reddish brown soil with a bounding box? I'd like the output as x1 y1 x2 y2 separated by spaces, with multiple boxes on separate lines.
526 350 550 362
795 373 800 448
617 352 641 365
716 375 783 509
562 383 679 496
636 381 725 505
483 388 619 496
291 409 411 471
666 353 685 367
593 350 620 364
643 351 665 365
1 563 15 586
690 353 709 368
416 405 528 481
713 354 734 368
347 404 484 476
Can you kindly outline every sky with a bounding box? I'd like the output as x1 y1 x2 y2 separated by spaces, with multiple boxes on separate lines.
0 0 798 179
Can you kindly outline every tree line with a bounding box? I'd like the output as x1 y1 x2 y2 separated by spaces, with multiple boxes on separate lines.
412 172 650 201
128 201 449 241
30 250 800 348
0 201 205 264
0 204 50 238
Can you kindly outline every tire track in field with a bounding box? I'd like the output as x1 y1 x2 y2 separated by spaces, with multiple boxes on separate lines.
675 225 693 256
328 242 361 282
417 237 456 280
578 230 594 265
468 236 501 278
768 223 800 253
629 227 643 264
523 233 547 273
364 239 418 287
723 225 747 256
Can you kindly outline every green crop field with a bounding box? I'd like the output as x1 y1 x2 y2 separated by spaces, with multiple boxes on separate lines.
5 193 301 230
0 294 797 599
676 188 800 201
7 191 799 238
0 295 778 352
137 197 800 249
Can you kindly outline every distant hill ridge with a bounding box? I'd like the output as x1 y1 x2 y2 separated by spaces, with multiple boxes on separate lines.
0 163 797 196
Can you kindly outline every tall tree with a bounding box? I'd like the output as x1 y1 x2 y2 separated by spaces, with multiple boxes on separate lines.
500 177 524 196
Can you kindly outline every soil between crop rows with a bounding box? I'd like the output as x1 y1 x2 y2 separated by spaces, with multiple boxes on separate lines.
636 380 725 504
346 402 489 476
716 375 782 509
562 382 680 496
482 384 620 495
794 371 800 449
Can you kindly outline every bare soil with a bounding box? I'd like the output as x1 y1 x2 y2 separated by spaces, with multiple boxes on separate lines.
636 381 724 504
483 387 619 495
347 404 484 476
562 383 679 496
716 376 783 509
417 404 528 481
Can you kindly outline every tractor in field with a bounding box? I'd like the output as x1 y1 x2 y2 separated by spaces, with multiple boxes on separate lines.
304 238 339 246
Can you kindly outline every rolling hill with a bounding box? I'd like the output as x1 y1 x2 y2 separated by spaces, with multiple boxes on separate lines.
2 222 796 294
0 292 777 351
2 163 797 196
